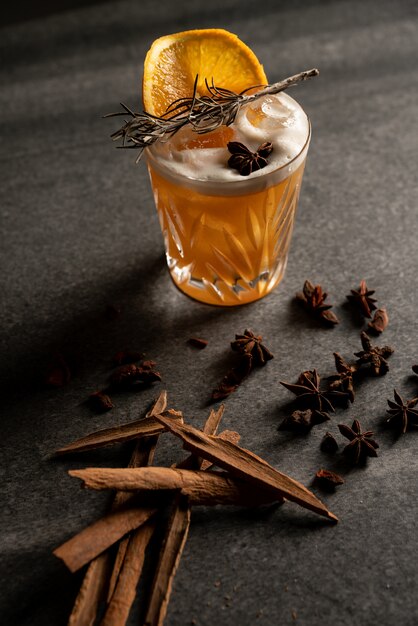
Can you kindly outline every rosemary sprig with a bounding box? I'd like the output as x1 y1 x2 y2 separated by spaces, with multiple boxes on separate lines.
105 68 319 162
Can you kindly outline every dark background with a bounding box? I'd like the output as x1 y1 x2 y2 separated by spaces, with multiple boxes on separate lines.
1 1 418 624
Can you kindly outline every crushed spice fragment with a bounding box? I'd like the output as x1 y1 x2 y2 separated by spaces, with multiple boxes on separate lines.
338 419 379 464
211 353 252 400
227 141 273 176
279 409 330 433
88 390 114 413
354 331 394 376
314 469 344 492
108 362 161 389
386 389 418 434
367 308 389 334
346 279 377 318
188 337 208 349
296 280 339 326
320 432 339 453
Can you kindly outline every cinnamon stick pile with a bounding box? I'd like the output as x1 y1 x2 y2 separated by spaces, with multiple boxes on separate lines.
53 391 337 626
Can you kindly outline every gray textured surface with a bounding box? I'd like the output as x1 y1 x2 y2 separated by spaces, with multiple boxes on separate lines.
1 1 418 624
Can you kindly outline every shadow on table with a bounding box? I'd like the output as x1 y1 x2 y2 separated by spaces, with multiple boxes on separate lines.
0 252 236 400
0 0 115 27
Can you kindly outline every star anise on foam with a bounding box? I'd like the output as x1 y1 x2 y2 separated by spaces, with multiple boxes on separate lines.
327 352 358 403
296 280 339 326
280 369 337 413
346 279 377 318
386 389 418 434
354 331 394 376
230 329 274 367
227 141 273 176
338 419 379 464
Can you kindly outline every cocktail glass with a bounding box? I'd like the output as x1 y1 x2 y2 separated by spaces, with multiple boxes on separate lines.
146 100 311 306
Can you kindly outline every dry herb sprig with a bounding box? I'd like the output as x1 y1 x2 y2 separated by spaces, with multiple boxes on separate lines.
106 69 319 162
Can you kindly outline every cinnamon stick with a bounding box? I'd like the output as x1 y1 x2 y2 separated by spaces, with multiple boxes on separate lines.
104 404 225 625
200 429 240 470
67 393 167 624
106 400 164 601
100 521 155 626
144 494 191 626
57 394 168 574
54 503 158 573
54 404 180 456
143 404 225 626
69 466 277 506
100 398 166 621
154 415 338 523
68 551 110 626
106 435 159 599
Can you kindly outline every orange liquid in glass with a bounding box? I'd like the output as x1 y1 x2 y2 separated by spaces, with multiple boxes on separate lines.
148 159 306 306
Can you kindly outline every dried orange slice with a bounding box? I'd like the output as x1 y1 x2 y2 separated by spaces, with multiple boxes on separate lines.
142 28 267 117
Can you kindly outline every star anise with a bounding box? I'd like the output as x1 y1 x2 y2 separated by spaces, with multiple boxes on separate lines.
327 353 357 403
346 279 377 318
296 280 339 326
108 363 161 390
227 141 273 176
354 331 394 376
231 329 274 366
338 419 379 464
367 308 389 334
279 409 330 433
280 369 336 412
386 389 418 434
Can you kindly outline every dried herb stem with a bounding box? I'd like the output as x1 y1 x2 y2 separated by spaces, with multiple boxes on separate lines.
107 69 319 162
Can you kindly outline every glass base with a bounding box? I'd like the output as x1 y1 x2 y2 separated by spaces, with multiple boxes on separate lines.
168 256 288 306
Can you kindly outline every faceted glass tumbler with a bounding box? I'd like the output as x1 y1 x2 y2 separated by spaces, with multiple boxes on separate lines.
146 126 310 306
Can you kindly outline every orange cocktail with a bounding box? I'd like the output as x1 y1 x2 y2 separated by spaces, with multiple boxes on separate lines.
146 91 311 305
137 29 313 305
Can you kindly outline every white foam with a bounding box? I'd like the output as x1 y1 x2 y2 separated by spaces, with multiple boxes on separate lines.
146 92 310 187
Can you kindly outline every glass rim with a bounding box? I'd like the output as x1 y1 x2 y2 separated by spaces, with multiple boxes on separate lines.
145 117 311 192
